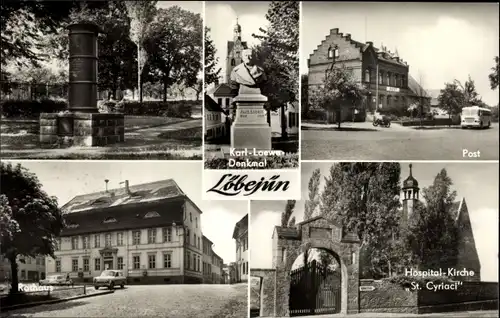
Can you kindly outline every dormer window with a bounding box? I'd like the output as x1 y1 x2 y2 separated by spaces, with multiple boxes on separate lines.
67 223 79 229
144 211 160 218
103 217 117 224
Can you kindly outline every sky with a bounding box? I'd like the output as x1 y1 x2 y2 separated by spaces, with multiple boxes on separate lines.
251 162 499 282
302 2 500 106
3 160 246 265
205 1 270 87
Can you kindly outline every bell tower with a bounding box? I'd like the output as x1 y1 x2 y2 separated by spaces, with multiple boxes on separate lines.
233 17 241 42
402 164 419 229
225 18 247 83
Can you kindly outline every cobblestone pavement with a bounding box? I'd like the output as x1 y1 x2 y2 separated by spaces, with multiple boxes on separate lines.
301 122 499 160
0 284 248 318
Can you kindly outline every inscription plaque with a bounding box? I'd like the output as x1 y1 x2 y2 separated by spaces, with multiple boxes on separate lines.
310 227 332 239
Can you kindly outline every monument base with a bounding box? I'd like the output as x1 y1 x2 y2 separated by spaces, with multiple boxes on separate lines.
231 123 272 151
40 112 125 147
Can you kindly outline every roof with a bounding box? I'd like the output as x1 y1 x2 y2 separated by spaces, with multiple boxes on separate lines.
408 75 431 98
448 199 464 221
232 214 248 239
227 40 248 56
204 94 226 113
203 235 214 245
61 197 185 236
273 226 300 239
212 83 238 97
62 179 185 214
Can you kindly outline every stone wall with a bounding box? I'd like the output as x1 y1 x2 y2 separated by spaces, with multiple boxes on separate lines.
359 279 418 313
250 269 276 317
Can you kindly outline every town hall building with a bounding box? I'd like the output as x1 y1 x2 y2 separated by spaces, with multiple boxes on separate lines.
46 179 223 284
307 28 431 122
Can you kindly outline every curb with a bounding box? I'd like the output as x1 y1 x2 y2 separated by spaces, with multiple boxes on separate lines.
0 290 115 312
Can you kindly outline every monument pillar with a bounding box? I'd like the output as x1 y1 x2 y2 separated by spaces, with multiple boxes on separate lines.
230 86 272 150
40 22 125 147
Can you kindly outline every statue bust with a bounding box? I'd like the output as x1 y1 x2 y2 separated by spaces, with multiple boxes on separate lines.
230 48 267 90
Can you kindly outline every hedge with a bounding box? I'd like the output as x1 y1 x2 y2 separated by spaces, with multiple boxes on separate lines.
1 99 66 118
1 99 199 118
398 118 460 126
204 154 299 169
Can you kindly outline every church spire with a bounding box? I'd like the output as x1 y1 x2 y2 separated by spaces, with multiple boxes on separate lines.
409 163 413 177
233 17 241 41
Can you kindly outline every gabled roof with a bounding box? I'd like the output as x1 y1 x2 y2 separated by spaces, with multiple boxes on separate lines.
273 226 300 239
203 235 214 245
213 83 238 97
62 179 185 214
204 94 226 113
232 214 248 239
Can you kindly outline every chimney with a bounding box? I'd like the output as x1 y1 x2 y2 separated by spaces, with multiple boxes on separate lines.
214 77 219 86
104 179 109 192
345 33 351 40
332 28 339 34
120 180 131 195
366 41 373 46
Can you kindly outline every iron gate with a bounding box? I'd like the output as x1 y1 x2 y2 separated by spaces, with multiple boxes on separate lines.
289 260 341 316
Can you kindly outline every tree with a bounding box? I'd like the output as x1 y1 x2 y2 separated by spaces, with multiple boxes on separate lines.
405 169 459 271
125 1 157 103
320 163 402 277
145 6 202 102
288 216 296 227
281 200 296 227
489 56 499 90
301 74 309 117
252 1 299 138
310 64 366 129
455 75 482 105
0 163 64 295
191 78 203 101
304 168 321 220
438 82 465 118
204 27 221 90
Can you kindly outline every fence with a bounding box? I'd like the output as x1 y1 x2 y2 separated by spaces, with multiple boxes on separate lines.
1 81 68 101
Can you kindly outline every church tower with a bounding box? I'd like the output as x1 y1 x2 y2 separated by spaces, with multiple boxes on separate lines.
225 18 248 83
402 164 419 229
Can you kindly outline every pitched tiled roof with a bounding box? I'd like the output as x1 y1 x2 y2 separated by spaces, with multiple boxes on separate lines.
213 83 238 97
61 197 185 236
61 179 184 214
232 214 248 239
273 226 300 239
205 94 225 113
203 235 214 245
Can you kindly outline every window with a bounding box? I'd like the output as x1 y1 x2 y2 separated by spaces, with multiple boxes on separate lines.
386 73 390 86
95 258 101 271
117 257 124 270
186 251 191 269
225 98 230 107
105 233 112 247
148 229 156 244
148 255 156 269
364 69 370 83
94 234 100 248
190 213 192 222
164 253 171 268
56 259 61 272
103 217 116 223
133 256 140 269
351 252 356 264
144 211 160 218
246 262 248 275
217 98 222 106
194 234 197 247
378 71 383 84
163 227 172 243
27 258 31 264
192 254 196 271
83 258 89 271
394 74 399 87
133 231 141 245
72 259 78 272
185 229 190 245
197 237 200 249
231 58 235 66
197 256 200 272
21 270 25 280
55 239 61 251
82 236 90 249
71 237 78 250
195 217 198 228
117 232 123 246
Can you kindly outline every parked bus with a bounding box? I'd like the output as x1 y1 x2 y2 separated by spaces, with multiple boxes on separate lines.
461 106 492 129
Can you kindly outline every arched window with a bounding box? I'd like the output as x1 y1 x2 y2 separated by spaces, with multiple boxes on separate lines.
231 58 236 66
378 71 383 84
394 74 399 87
328 46 333 59
386 72 391 86
364 69 370 83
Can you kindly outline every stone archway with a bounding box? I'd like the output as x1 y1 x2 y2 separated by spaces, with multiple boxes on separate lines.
272 216 361 316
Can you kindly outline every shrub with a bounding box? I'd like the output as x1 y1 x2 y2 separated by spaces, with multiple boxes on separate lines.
97 100 122 113
302 109 327 121
1 99 67 118
120 100 197 118
204 153 299 170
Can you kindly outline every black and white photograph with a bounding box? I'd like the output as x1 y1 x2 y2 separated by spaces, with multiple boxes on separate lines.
204 1 299 170
249 162 499 317
301 2 499 160
0 161 248 317
1 1 203 160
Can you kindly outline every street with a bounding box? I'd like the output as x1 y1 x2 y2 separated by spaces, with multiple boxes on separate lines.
0 284 247 318
301 122 499 160
271 311 499 318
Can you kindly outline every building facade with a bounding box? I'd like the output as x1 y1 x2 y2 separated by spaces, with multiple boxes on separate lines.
308 28 431 121
212 252 223 284
270 102 300 136
204 94 228 141
46 179 216 284
232 214 248 283
0 255 46 282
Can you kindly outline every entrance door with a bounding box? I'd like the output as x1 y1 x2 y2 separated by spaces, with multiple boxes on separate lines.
289 260 341 316
104 259 113 270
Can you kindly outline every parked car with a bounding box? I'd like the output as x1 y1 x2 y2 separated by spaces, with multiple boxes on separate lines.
39 275 73 286
93 270 126 290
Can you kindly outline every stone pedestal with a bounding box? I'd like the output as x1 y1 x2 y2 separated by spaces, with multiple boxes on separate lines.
40 112 124 147
230 86 272 150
